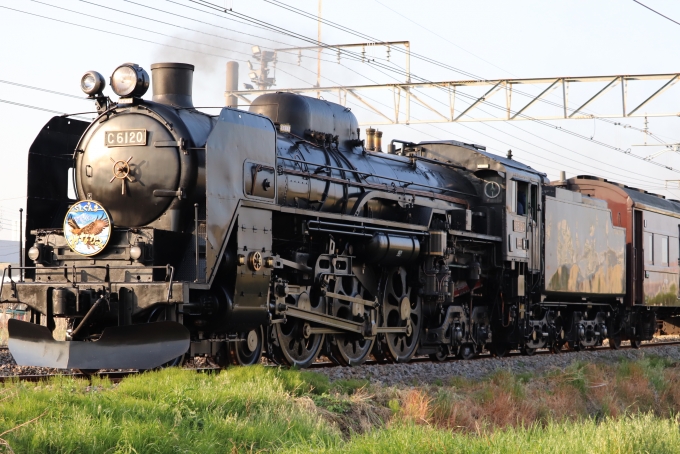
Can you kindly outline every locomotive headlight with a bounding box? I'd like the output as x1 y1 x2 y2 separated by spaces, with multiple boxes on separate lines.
110 63 149 98
80 71 106 97
28 245 41 262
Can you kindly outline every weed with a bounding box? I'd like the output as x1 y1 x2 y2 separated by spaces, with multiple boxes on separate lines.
387 398 400 415
313 395 352 414
332 378 369 395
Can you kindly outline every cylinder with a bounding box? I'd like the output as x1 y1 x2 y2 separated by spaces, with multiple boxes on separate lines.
226 61 239 108
150 62 194 108
359 232 420 264
559 170 566 182
366 127 376 151
375 130 383 152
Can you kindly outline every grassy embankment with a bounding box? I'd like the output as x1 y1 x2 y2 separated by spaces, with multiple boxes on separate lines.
2 356 680 452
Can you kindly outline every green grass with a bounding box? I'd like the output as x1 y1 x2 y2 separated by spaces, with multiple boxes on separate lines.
321 415 680 454
2 362 680 453
0 367 340 453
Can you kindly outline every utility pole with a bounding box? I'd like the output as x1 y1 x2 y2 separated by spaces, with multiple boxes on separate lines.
316 0 322 98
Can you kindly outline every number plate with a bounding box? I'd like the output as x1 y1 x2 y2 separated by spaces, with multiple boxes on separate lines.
105 129 147 147
513 220 526 233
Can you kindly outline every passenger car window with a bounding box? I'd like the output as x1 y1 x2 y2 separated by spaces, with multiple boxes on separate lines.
660 235 669 266
644 232 653 264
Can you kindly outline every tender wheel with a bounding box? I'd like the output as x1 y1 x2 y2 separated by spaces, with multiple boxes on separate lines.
490 339 509 358
375 267 422 363
609 334 622 350
565 341 581 352
631 338 642 349
271 290 326 368
327 276 375 367
458 343 477 360
520 345 537 356
429 345 450 362
550 342 565 354
229 326 264 366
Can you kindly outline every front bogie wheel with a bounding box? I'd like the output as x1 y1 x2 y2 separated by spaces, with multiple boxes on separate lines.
230 326 264 366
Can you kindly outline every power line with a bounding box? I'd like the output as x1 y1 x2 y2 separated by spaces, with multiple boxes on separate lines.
408 88 660 185
0 80 87 101
0 4 311 88
184 0 680 174
0 98 92 120
78 0 376 85
633 0 680 27
370 0 674 144
6 2 676 184
260 0 675 148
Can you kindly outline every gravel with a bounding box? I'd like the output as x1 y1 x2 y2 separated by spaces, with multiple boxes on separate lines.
317 342 680 386
0 349 62 377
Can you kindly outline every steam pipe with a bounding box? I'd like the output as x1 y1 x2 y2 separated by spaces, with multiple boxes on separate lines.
70 297 105 340
194 203 199 282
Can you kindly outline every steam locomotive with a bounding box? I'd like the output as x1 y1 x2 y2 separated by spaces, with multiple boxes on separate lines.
4 62 677 370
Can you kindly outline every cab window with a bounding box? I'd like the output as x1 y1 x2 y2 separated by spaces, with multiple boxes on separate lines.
515 181 528 216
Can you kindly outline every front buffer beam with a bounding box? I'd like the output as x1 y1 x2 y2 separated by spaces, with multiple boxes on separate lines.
8 319 190 370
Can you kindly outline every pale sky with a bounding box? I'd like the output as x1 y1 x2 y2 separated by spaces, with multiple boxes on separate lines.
0 0 678 242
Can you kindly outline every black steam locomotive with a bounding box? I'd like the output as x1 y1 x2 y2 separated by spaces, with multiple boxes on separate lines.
4 62 677 370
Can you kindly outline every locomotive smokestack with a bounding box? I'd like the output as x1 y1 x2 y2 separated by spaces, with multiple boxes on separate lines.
150 62 194 108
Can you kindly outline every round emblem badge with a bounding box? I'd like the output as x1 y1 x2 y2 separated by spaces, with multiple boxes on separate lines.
63 200 112 256
484 181 501 199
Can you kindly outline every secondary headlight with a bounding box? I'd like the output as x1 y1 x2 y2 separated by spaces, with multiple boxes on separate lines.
129 245 143 261
110 63 149 98
80 71 106 97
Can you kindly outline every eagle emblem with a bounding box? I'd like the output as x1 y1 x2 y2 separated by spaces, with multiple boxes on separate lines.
63 201 112 256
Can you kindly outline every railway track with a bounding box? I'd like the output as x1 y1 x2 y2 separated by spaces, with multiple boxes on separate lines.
1 340 679 383
306 339 680 369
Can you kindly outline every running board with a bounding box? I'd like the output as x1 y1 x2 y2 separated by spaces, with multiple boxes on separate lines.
283 306 408 336
8 319 190 370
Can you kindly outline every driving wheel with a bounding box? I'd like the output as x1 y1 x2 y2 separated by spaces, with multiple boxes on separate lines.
271 290 326 368
327 276 375 367
374 267 421 363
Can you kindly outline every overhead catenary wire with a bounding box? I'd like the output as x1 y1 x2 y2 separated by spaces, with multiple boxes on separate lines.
0 80 88 101
266 0 670 143
0 4 316 88
183 0 680 175
633 0 680 27
0 99 92 120
3 2 676 188
27 0 673 185
77 0 383 85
